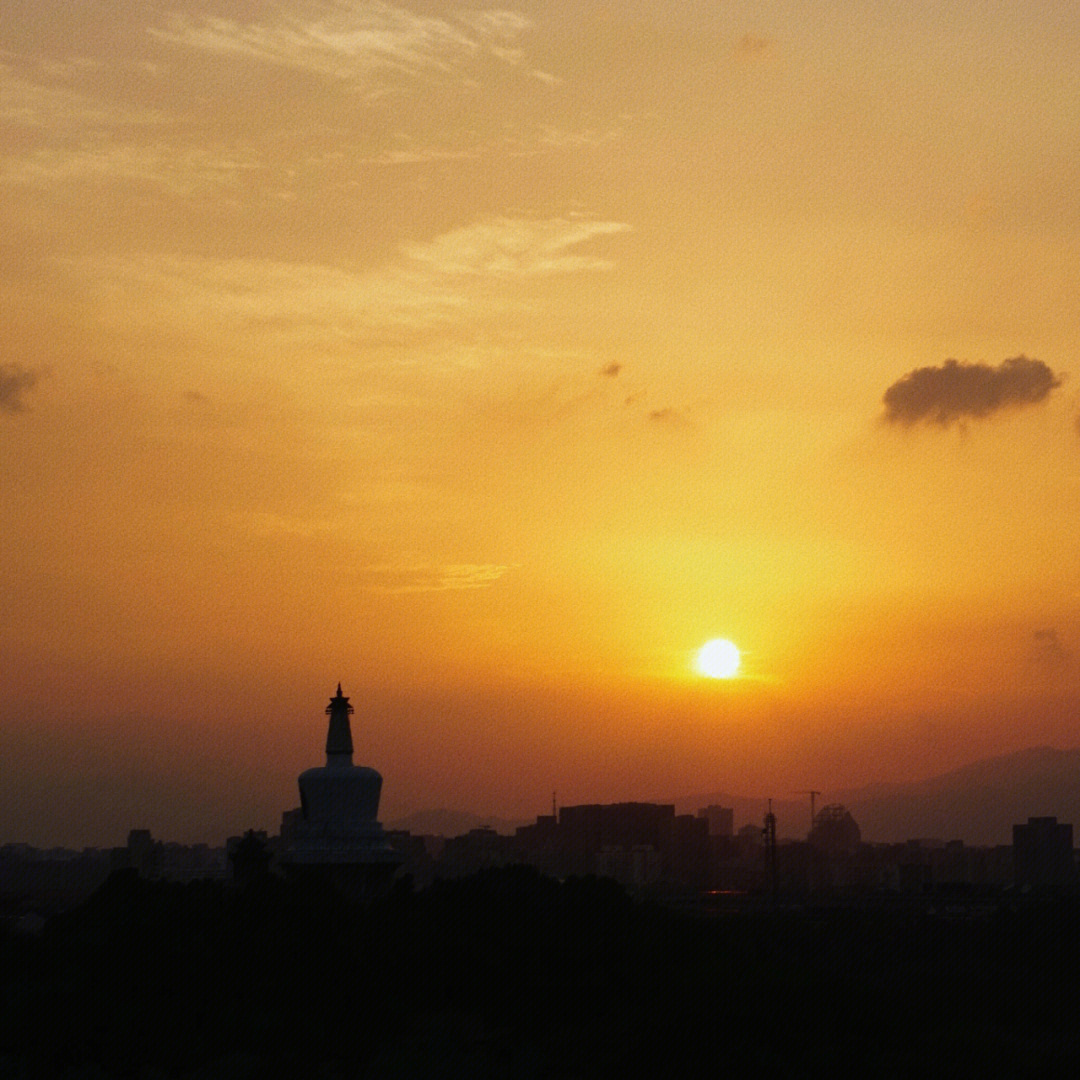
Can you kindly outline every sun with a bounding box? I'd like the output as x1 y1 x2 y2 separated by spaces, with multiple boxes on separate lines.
696 638 741 679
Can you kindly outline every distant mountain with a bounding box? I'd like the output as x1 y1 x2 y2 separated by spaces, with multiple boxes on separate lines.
676 747 1080 847
835 746 1080 846
387 808 527 837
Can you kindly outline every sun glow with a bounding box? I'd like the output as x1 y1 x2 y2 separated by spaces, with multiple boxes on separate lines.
696 638 741 679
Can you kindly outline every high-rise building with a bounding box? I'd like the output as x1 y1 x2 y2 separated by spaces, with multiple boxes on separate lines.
697 805 734 838
1013 816 1074 891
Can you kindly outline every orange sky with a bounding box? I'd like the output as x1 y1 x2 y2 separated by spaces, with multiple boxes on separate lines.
2 1 1079 846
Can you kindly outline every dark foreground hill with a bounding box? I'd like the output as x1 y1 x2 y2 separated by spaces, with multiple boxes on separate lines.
4 867 1080 1078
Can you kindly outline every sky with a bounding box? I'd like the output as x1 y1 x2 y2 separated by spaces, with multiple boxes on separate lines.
3 0 1080 847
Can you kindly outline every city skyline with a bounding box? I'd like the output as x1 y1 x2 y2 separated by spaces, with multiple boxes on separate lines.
3 1 1080 847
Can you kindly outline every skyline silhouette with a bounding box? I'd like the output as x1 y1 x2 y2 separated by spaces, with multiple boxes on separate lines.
3 2 1080 850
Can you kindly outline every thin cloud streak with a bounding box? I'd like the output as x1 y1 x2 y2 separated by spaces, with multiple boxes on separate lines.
361 562 516 593
401 217 630 277
2 142 263 192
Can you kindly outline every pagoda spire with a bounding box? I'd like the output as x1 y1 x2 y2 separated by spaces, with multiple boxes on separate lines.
325 684 355 764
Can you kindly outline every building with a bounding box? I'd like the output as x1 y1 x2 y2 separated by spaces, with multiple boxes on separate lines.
1013 816 1074 891
509 802 709 888
279 685 401 897
697 805 734 838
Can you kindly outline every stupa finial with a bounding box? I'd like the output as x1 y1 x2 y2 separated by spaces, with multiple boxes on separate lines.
325 684 354 762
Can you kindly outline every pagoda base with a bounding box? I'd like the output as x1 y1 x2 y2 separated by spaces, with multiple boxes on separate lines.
280 850 402 901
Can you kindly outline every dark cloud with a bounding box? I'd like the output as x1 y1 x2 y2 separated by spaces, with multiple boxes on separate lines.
1031 628 1072 663
882 356 1061 426
1028 629 1076 679
734 33 776 59
0 364 42 413
648 407 680 423
599 362 621 377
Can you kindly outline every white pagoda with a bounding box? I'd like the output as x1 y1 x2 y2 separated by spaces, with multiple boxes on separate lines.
279 685 401 896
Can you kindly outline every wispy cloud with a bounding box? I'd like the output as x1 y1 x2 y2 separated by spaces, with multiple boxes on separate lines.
0 63 162 130
2 141 263 193
242 512 343 539
75 215 629 342
528 69 562 86
356 144 481 166
79 251 466 342
150 2 535 87
360 562 515 593
881 356 1062 426
0 62 253 195
401 217 630 277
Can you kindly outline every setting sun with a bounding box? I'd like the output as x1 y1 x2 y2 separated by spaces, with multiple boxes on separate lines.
3 1 1080 850
696 639 742 679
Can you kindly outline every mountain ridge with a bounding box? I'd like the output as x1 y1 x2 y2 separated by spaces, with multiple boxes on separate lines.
673 745 1080 846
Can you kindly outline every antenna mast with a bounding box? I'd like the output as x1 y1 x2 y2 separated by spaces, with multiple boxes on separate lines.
764 798 778 903
798 790 822 836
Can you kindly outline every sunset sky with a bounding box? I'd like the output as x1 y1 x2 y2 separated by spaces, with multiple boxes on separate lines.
3 1 1079 847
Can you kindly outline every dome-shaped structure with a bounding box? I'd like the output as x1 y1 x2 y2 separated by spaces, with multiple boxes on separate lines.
808 804 861 859
280 685 401 896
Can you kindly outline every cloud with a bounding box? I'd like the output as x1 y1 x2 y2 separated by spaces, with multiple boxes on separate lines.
360 562 514 593
77 215 628 345
150 3 534 87
2 142 262 194
80 251 467 342
1030 628 1072 667
1026 630 1078 686
881 356 1062 426
0 64 256 195
734 34 777 60
0 364 42 413
0 63 162 130
401 217 630 277
647 407 685 425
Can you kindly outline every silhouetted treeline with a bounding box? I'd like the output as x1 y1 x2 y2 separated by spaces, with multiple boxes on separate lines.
3 866 1080 1077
